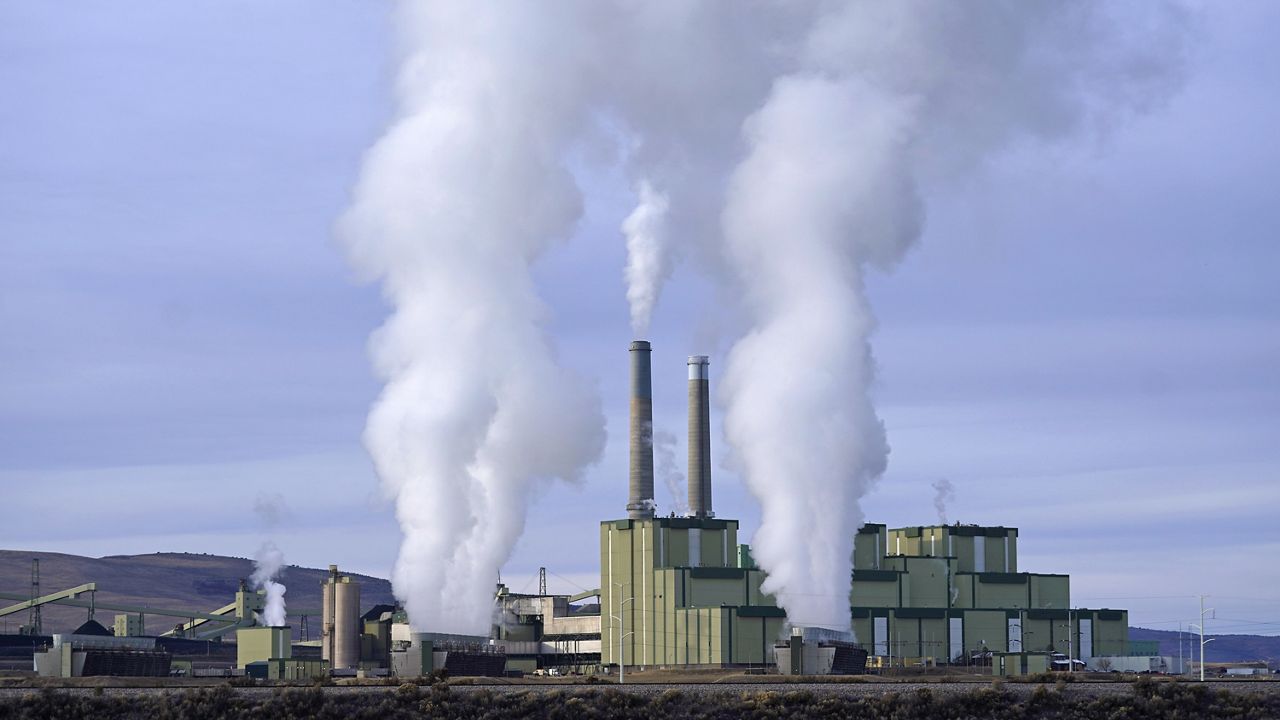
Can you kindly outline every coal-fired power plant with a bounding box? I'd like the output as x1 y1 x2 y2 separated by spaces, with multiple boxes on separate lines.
687 355 712 518
5 338 1140 681
626 340 655 519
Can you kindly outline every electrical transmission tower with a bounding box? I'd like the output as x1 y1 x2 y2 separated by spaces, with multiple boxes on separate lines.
539 567 547 596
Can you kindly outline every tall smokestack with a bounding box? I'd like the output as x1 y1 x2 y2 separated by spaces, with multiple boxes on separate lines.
687 355 712 518
627 341 655 519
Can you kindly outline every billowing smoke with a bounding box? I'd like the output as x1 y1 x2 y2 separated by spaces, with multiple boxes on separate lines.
622 181 671 336
252 492 289 530
251 542 287 628
932 479 956 525
720 76 910 629
718 3 1188 632
346 1 1188 634
652 428 687 517
338 4 606 633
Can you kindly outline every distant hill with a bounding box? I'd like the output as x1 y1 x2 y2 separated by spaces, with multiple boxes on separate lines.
1130 627 1280 665
0 550 395 637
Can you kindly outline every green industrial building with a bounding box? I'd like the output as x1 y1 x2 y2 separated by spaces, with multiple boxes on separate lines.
599 341 1128 672
599 516 786 668
598 517 1127 671
851 523 1128 665
236 626 291 669
599 345 785 669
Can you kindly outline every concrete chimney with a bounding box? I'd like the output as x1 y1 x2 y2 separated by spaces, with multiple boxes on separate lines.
627 340 655 519
687 355 712 518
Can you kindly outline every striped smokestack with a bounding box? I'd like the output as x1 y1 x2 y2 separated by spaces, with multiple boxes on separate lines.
627 340 655 519
687 355 712 518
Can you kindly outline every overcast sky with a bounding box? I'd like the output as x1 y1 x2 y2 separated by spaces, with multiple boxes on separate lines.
1 2 1276 636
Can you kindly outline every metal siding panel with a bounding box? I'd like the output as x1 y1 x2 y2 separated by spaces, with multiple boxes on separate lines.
873 617 889 656
1079 618 1093 660
1007 617 1023 652
949 616 964 661
965 611 1007 655
920 617 946 661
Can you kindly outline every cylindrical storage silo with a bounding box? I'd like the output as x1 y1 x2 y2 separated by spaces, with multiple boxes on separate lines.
333 578 361 669
322 566 362 670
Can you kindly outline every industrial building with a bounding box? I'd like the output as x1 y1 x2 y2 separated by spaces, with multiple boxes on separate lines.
493 581 601 673
389 628 505 677
774 626 869 675
598 339 1131 675
850 522 1129 668
236 625 330 679
236 626 291 668
2 558 510 679
0 339 1143 679
600 344 786 670
33 620 171 678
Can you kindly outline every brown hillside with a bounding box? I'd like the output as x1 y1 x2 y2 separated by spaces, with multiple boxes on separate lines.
0 550 395 637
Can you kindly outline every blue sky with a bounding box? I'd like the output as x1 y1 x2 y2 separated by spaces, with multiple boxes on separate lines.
1 2 1276 636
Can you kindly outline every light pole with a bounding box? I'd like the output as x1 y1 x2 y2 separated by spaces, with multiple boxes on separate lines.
610 583 635 684
1178 622 1183 675
1067 609 1071 673
1068 608 1075 674
1190 594 1215 681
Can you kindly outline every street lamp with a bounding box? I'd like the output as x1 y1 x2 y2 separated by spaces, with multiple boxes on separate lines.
610 583 635 684
1190 594 1215 682
1067 608 1076 674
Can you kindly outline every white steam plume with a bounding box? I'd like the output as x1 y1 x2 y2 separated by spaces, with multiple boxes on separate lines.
251 542 287 628
932 479 956 525
720 3 1187 631
339 4 605 634
721 77 906 630
342 1 1189 635
652 428 687 517
622 181 671 336
252 492 289 530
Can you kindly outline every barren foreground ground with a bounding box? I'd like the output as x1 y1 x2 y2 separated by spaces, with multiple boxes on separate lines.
1 674 1277 699
0 677 1278 720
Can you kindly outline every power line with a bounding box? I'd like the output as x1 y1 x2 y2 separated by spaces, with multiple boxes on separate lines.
547 570 593 594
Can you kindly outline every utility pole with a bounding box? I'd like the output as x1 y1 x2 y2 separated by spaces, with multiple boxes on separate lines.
1190 595 1215 682
1179 622 1183 674
609 582 635 684
888 626 893 675
1198 598 1207 681
1067 609 1073 673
